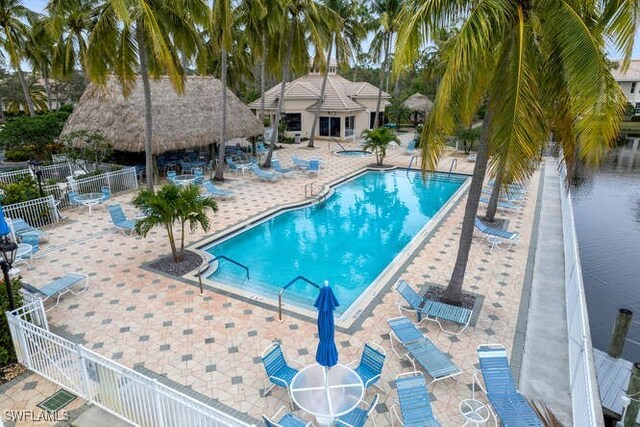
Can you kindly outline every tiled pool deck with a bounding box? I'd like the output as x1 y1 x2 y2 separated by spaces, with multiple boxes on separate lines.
0 137 542 426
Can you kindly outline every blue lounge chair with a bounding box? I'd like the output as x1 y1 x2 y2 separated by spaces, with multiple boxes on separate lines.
68 191 82 208
202 181 234 199
291 156 310 169
348 343 386 391
476 344 543 426
387 316 461 384
487 180 528 194
474 217 519 245
479 197 522 212
263 407 311 427
251 164 280 181
336 394 379 427
307 160 319 177
20 273 89 311
395 280 472 335
167 170 177 180
193 169 204 185
261 343 300 399
8 218 48 242
101 186 111 201
272 159 295 177
391 372 440 426
482 187 525 201
108 204 136 236
226 157 242 175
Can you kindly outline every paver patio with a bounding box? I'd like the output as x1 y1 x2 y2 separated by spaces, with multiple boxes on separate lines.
1 136 542 426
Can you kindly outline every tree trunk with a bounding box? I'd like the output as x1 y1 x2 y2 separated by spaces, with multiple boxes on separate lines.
16 68 36 117
43 74 53 111
484 160 504 222
136 27 155 191
308 34 334 148
259 36 267 123
263 18 295 168
385 33 393 93
442 105 493 305
215 48 228 181
166 224 179 261
180 221 186 253
373 34 390 129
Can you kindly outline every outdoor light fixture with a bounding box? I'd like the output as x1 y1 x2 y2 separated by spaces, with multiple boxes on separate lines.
0 235 18 311
28 160 44 198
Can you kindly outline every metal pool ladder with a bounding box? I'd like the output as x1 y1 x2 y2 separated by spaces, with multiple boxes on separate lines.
304 182 327 205
448 158 458 175
278 276 321 322
194 255 250 294
328 138 346 151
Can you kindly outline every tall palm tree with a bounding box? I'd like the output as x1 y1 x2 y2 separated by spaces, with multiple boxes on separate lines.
394 0 627 305
23 14 55 110
370 0 402 128
262 0 336 168
0 0 37 116
46 0 96 81
307 0 364 148
86 0 207 190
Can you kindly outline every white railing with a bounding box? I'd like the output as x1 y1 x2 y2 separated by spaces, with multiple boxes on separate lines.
38 162 76 183
7 301 254 427
0 168 31 185
558 162 604 426
3 196 61 229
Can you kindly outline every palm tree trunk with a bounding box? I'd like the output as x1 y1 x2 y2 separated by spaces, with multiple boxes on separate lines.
385 33 393 93
215 48 228 181
373 34 390 129
259 36 267 123
43 74 53 111
181 221 186 253
484 160 504 222
166 224 179 261
263 18 295 168
16 69 36 117
308 34 334 148
136 27 154 191
442 105 493 305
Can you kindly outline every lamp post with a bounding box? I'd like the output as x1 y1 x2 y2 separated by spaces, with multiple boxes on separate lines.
0 236 18 311
28 160 44 198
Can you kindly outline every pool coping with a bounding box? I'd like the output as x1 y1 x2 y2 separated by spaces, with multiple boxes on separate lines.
141 166 472 333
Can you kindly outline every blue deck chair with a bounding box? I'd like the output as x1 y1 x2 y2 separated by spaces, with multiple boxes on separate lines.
474 217 519 245
261 343 300 401
395 280 472 335
101 186 111 201
68 191 82 208
108 204 136 236
479 197 522 212
202 181 234 199
20 273 89 312
291 156 310 169
307 160 320 177
349 343 386 390
391 372 440 427
336 394 379 427
482 187 525 201
487 180 528 194
272 159 295 177
8 218 48 242
251 164 280 181
226 157 241 175
167 170 177 181
387 316 461 384
263 407 311 427
476 344 543 426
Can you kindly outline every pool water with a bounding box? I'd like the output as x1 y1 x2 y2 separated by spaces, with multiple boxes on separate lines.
335 150 373 157
203 170 467 315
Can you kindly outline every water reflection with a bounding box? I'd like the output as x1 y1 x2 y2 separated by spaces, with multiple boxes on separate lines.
571 141 640 360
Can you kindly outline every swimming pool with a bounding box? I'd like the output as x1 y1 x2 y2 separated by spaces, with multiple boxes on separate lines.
201 169 467 316
334 150 374 157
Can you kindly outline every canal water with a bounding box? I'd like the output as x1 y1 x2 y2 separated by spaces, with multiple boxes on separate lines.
571 141 640 361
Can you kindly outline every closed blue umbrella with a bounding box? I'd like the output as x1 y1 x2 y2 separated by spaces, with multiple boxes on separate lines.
0 202 10 236
315 281 339 368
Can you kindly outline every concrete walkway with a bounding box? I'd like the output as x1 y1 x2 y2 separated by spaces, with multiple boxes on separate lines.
519 159 572 424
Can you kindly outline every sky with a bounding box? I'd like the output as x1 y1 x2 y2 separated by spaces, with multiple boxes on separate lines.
22 0 640 61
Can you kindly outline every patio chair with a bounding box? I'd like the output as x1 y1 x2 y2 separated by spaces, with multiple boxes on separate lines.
307 160 320 177
474 217 520 246
467 153 477 162
348 343 386 391
193 169 204 185
167 170 177 180
387 316 461 384
20 273 89 312
272 159 295 177
263 406 311 427
291 156 310 169
475 344 542 426
7 218 48 243
479 197 522 212
202 181 234 199
251 164 280 182
391 372 440 427
395 279 472 335
226 157 241 175
336 393 379 427
482 187 525 201
101 186 111 201
108 203 136 236
261 342 301 400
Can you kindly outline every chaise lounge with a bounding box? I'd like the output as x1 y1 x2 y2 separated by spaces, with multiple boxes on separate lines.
202 181 234 199
474 217 519 246
391 371 440 426
21 273 89 311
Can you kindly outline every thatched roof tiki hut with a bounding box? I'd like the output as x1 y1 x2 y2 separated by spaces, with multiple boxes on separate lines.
61 76 264 156
403 93 434 127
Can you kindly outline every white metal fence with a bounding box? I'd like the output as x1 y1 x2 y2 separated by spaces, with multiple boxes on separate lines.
0 168 31 185
558 162 604 426
6 301 254 427
39 162 76 183
3 196 61 228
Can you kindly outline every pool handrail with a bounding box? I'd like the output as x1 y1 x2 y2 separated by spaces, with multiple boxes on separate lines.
278 275 322 322
194 255 250 294
328 138 346 151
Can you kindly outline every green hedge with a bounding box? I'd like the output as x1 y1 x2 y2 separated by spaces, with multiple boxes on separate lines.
0 278 23 367
0 111 71 161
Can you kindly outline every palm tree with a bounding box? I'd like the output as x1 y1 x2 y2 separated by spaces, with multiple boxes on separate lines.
394 0 627 305
3 78 48 113
46 0 96 81
362 127 399 165
23 14 55 110
307 0 365 148
262 0 336 168
370 0 402 128
134 184 217 262
0 0 37 117
85 0 207 190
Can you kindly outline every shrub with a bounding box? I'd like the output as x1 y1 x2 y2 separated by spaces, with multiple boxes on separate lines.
0 111 71 161
0 278 24 367
0 175 41 205
4 149 32 162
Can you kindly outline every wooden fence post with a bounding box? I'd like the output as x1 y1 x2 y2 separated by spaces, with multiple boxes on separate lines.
623 363 640 427
609 309 633 358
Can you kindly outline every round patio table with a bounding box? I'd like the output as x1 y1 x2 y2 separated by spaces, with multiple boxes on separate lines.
172 174 197 186
290 363 364 426
76 192 104 216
